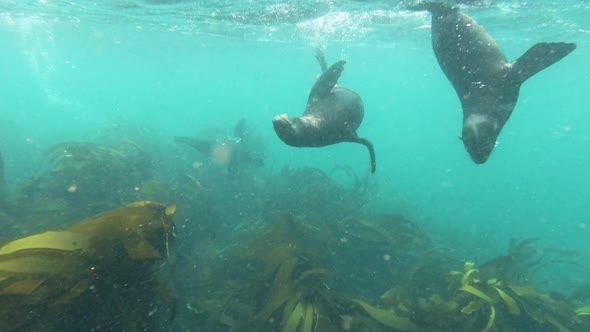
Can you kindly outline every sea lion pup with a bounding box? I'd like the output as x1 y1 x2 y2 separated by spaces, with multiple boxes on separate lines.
272 49 376 173
409 2 576 163
175 119 265 175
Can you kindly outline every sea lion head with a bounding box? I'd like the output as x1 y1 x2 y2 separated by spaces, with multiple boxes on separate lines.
272 114 307 147
461 113 500 164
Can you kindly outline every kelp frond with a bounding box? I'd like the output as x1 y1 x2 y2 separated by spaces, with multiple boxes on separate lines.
0 201 176 331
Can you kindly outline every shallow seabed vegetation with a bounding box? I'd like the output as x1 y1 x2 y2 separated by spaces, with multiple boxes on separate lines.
0 201 176 332
0 138 588 331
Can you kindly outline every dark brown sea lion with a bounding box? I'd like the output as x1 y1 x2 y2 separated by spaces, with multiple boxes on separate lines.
272 49 376 173
410 2 576 163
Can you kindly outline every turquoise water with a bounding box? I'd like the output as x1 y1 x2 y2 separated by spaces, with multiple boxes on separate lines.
1 0 589 307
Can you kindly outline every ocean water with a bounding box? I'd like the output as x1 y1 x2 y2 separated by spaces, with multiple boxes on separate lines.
1 0 589 330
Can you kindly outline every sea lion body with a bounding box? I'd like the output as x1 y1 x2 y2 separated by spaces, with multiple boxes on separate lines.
275 86 364 147
273 51 376 173
412 2 576 163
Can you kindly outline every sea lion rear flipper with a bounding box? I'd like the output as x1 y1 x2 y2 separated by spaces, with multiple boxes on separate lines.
308 60 346 103
352 137 376 174
511 42 576 84
315 48 328 72
174 136 214 155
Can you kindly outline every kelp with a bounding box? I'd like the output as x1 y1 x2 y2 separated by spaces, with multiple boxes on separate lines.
245 216 341 332
329 214 434 298
172 203 590 332
356 240 590 332
265 167 369 222
6 141 152 233
0 201 177 332
179 211 441 331
184 214 353 331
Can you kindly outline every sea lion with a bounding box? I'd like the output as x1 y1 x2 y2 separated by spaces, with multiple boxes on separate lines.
175 119 265 175
410 2 576 163
272 49 376 173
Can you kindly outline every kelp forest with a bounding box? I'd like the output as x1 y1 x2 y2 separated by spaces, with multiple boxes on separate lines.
0 123 589 332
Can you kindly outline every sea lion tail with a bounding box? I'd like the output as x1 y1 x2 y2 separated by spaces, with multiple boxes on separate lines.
406 2 457 13
511 42 576 85
355 137 376 174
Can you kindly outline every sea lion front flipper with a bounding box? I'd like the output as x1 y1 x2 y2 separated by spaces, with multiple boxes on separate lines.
351 137 376 174
511 42 576 84
308 60 346 103
174 136 214 155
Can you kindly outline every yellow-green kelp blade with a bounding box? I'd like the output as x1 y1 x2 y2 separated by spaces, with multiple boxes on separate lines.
352 299 418 331
494 287 521 315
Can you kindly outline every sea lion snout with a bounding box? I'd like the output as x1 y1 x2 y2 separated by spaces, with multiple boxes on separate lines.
464 140 495 164
462 114 499 164
272 114 295 131
272 114 301 146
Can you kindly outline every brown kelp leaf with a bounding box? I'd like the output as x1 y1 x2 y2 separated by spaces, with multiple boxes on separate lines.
352 299 418 331
0 250 83 275
294 268 330 284
576 306 590 316
0 231 90 255
459 285 494 304
302 303 315 332
494 286 521 315
281 296 300 326
380 286 405 301
0 201 174 296
482 306 496 332
67 201 175 260
461 268 479 286
52 279 92 304
283 301 305 332
0 278 46 295
509 285 542 298
256 278 293 323
0 201 176 332
125 240 162 260
545 314 572 332
461 300 484 314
